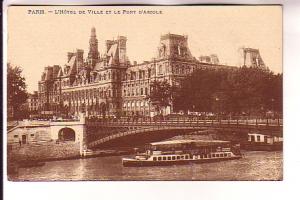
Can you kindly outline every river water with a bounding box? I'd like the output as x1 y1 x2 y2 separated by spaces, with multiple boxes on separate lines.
12 151 282 181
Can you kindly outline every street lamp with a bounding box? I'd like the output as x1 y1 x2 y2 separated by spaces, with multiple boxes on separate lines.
215 97 219 121
271 98 275 119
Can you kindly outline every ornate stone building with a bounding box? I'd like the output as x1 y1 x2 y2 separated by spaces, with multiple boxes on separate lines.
38 27 251 117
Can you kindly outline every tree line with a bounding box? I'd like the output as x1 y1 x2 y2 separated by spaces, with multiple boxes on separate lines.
7 63 28 120
148 66 282 118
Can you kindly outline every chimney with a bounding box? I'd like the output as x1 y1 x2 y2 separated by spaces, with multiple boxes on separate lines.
76 49 84 63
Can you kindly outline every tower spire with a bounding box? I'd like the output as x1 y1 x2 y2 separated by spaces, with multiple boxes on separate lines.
88 27 99 67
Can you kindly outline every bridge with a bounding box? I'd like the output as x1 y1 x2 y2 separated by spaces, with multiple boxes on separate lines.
85 118 282 148
8 116 282 155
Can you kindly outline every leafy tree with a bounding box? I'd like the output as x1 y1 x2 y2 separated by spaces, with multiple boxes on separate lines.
147 80 173 115
172 66 282 118
7 63 28 119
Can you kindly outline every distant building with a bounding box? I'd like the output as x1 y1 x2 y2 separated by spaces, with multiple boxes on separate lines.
38 27 258 117
27 91 39 112
199 54 219 64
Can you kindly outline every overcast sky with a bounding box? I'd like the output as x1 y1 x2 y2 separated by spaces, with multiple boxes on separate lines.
7 6 282 92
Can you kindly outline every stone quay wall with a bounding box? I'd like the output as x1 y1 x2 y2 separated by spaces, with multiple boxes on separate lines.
8 141 81 162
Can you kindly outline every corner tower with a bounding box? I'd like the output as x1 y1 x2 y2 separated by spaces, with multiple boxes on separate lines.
241 48 266 68
87 27 100 67
157 33 193 59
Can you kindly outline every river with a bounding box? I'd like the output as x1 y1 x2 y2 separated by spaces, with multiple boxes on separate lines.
11 151 282 181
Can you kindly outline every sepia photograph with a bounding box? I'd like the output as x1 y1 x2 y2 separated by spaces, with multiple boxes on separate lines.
6 5 283 181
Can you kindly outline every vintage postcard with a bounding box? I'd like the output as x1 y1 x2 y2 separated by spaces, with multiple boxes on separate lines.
6 5 282 181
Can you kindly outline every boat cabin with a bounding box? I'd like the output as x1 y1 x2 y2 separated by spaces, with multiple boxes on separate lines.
248 133 283 145
145 139 236 156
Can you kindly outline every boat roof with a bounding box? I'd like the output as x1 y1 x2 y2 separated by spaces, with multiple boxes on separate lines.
150 139 230 146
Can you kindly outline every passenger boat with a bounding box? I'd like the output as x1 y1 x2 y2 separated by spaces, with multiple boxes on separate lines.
122 139 242 167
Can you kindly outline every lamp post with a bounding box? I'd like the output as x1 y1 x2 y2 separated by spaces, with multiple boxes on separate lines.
271 98 275 119
215 97 220 121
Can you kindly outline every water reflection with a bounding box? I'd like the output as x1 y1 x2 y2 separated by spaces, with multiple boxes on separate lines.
14 151 282 181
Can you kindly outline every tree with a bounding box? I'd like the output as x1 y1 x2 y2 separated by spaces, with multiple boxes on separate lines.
7 63 28 120
147 80 173 115
173 68 231 114
172 66 282 118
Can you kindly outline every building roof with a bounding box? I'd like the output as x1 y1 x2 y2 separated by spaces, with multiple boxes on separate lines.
150 139 230 146
107 43 118 65
66 56 76 75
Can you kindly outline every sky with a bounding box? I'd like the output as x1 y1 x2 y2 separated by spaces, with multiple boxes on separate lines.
7 6 282 92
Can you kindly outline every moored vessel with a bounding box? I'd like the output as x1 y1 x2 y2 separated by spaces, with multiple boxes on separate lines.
244 133 283 151
122 139 242 167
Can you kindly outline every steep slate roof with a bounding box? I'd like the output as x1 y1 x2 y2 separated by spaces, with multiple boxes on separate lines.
107 43 118 65
45 67 52 80
57 68 63 78
66 55 77 76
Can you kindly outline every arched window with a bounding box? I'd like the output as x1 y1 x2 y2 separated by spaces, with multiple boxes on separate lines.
158 65 162 74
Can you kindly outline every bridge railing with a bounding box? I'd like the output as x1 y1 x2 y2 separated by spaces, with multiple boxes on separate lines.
86 118 283 127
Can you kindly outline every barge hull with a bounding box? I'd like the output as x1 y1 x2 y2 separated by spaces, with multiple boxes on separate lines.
123 156 242 167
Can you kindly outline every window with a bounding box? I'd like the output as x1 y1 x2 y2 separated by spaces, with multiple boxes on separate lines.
181 156 185 159
163 157 166 161
172 156 176 160
224 153 228 157
220 154 223 157
31 134 34 137
14 135 18 138
185 155 189 159
257 135 261 142
216 154 220 157
158 65 162 74
158 157 162 161
168 156 171 160
153 157 157 161
212 154 215 157
177 156 180 160
140 88 144 95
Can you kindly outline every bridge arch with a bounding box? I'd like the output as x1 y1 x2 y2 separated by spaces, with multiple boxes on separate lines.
58 127 76 141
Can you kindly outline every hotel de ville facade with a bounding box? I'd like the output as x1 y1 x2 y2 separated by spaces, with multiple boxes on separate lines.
38 27 265 118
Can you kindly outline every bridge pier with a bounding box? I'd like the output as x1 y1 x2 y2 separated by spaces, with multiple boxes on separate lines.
49 113 88 156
